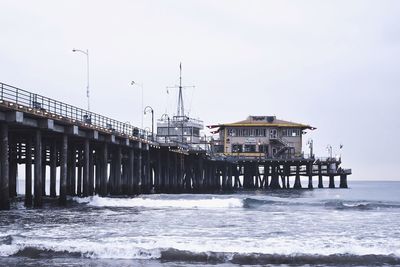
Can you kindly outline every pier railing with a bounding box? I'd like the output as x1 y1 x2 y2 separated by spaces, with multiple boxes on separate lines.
0 82 153 141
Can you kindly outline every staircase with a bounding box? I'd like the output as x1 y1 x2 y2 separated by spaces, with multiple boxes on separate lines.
270 137 291 158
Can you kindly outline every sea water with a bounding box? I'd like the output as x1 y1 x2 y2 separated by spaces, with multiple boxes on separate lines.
0 181 399 266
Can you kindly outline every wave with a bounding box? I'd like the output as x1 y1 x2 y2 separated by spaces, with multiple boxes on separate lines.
71 195 400 212
162 249 400 265
324 200 400 211
73 195 243 209
4 245 400 265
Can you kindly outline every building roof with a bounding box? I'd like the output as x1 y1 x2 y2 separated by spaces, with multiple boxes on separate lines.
207 116 316 132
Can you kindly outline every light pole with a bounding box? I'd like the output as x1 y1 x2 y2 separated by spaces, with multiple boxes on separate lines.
72 48 90 111
144 106 154 141
131 81 144 129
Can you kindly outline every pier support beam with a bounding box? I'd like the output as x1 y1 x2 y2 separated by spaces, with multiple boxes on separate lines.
307 162 313 189
269 163 281 189
127 148 134 195
41 145 46 196
329 175 335 188
0 124 10 210
114 146 122 194
155 150 161 192
34 130 42 207
243 162 253 189
9 138 17 198
100 143 108 196
70 144 76 196
340 174 348 188
89 145 94 196
83 139 90 197
137 148 142 193
77 149 82 196
263 164 269 189
293 164 302 189
59 134 68 205
285 165 290 189
318 163 323 188
25 137 32 207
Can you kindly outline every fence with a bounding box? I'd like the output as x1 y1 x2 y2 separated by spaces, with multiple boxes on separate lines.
0 82 153 141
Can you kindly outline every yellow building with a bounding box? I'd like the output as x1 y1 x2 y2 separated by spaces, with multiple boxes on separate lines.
208 116 315 159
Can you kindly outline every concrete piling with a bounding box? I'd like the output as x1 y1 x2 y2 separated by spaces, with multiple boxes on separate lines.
340 174 348 188
34 130 42 207
307 162 313 189
25 136 32 206
100 143 108 197
59 134 68 205
318 163 323 188
0 123 10 210
329 175 335 188
293 164 302 189
9 137 17 198
89 144 94 196
83 139 90 197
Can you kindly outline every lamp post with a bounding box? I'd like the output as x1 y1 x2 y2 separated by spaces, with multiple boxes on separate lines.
131 81 144 129
144 106 154 141
72 48 90 111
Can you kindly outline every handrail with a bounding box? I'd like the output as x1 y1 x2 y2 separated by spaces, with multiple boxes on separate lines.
0 82 154 142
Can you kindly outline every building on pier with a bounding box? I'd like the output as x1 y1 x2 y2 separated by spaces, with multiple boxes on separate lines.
157 115 203 144
156 63 205 149
207 115 316 159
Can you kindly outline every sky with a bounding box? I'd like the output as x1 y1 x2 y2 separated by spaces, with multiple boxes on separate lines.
1 0 399 180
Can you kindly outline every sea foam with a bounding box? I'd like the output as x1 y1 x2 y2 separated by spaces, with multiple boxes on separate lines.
73 195 243 209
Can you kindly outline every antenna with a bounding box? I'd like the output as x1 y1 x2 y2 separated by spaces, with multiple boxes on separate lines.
167 62 195 117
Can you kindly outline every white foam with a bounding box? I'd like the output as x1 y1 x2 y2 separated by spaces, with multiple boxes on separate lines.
0 244 20 257
73 195 243 209
2 234 400 259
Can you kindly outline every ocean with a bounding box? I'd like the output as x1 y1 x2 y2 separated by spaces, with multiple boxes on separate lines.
0 181 399 266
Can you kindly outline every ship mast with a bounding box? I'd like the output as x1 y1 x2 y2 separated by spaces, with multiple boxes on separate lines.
167 63 194 118
177 63 184 117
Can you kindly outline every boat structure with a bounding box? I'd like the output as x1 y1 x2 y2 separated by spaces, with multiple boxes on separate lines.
156 63 205 151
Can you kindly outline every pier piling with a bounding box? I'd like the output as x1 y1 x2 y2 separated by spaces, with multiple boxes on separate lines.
34 130 42 207
25 136 32 206
0 123 10 210
59 134 68 205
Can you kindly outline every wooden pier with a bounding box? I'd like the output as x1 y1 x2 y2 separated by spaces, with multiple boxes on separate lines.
0 82 351 210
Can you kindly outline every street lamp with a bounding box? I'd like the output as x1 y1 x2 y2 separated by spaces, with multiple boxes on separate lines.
72 48 90 111
131 81 144 129
144 106 154 141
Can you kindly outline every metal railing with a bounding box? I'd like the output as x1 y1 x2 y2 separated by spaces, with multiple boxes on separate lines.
0 82 153 141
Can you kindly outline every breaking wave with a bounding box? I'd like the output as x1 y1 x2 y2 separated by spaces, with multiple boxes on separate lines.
324 200 400 211
73 195 243 209
71 195 400 212
3 245 400 265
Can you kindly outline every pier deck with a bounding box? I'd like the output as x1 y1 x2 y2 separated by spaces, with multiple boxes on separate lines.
0 82 351 210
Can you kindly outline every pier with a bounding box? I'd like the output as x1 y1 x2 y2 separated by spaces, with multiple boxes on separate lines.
0 82 351 210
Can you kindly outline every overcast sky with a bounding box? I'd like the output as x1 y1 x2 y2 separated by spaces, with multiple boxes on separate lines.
1 0 399 180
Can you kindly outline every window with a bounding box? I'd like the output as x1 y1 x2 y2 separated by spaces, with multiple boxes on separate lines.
259 144 268 153
244 144 256 152
232 144 243 153
214 145 224 153
193 128 200 136
282 128 301 137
